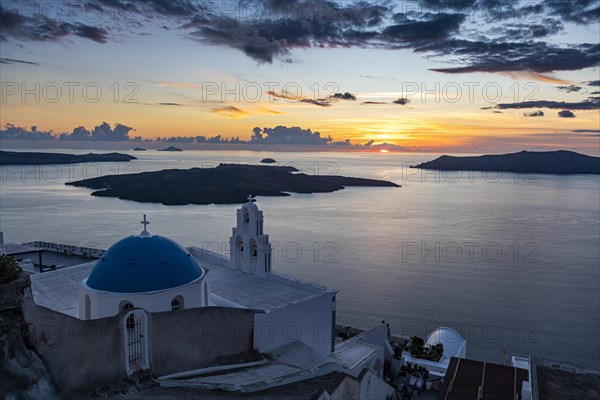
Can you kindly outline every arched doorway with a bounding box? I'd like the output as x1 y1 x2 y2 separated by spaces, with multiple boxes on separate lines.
122 310 149 375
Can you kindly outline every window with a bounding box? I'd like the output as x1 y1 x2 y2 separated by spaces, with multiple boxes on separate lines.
235 236 243 267
171 296 184 311
120 301 134 312
243 208 250 231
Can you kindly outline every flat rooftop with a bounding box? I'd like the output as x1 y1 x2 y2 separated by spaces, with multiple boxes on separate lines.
30 261 95 317
439 357 528 400
190 247 335 313
30 246 335 318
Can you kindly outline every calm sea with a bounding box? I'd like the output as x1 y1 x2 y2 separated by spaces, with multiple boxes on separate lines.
1 149 598 369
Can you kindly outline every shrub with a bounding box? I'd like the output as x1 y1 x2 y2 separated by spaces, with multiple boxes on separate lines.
0 255 23 284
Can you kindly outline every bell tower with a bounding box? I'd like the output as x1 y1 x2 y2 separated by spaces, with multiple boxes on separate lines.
229 196 272 277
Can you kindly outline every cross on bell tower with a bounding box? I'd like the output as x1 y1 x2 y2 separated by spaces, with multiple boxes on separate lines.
140 214 150 236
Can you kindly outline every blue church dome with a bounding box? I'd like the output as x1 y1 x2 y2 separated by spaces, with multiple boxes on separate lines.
86 234 204 293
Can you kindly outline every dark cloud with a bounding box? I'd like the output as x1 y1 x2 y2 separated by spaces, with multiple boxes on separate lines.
0 124 54 140
1 122 137 141
187 16 289 63
488 18 564 41
361 101 387 105
556 85 583 93
558 110 575 118
417 0 478 10
158 102 183 106
0 5 108 43
331 92 357 101
523 110 544 117
140 0 201 17
428 41 599 74
250 126 332 145
573 129 600 133
0 57 39 65
383 13 465 42
211 106 248 116
59 122 136 141
267 90 299 101
0 5 25 32
182 0 390 63
545 0 600 24
269 89 354 107
1 0 598 76
558 110 576 118
92 0 201 18
497 97 600 110
587 80 600 86
392 97 410 105
73 25 108 43
299 98 332 107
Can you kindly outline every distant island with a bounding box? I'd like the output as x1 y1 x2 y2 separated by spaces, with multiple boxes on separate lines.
413 150 600 175
157 146 183 152
0 151 136 165
66 163 399 205
260 158 277 164
133 147 146 151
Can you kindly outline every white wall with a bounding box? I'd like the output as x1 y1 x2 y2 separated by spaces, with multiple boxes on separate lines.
254 293 335 354
79 278 206 320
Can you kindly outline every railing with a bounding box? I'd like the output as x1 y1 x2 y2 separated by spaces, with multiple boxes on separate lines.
21 241 105 258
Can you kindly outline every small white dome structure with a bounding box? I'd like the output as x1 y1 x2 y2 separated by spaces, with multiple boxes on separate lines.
79 215 210 320
401 327 467 377
424 327 467 364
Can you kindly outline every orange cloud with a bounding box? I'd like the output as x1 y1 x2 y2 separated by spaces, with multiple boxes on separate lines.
498 71 572 85
266 90 301 101
257 107 284 115
211 106 248 118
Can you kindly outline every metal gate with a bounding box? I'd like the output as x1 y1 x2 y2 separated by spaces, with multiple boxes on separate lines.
123 310 148 375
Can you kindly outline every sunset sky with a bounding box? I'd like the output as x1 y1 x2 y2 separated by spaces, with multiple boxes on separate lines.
1 0 599 153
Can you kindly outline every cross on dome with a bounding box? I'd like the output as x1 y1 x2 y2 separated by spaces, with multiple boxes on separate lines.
140 214 150 236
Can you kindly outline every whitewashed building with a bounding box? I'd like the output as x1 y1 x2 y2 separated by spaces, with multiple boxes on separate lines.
33 199 338 355
400 326 467 377
22 199 392 397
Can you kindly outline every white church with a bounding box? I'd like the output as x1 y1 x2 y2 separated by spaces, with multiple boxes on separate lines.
17 198 400 398
75 199 337 355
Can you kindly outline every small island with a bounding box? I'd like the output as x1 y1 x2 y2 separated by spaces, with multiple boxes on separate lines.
133 147 146 151
260 158 277 164
157 146 183 152
0 151 136 165
66 163 399 205
413 150 600 174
